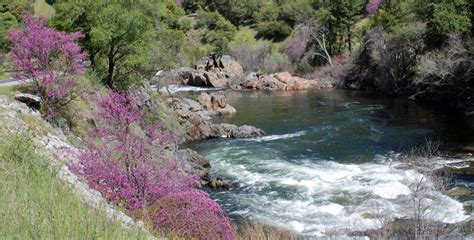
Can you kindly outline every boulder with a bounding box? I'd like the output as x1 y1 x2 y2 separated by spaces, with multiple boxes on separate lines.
197 93 236 115
231 71 321 91
176 148 211 179
273 72 293 83
447 186 473 199
232 72 261 90
208 178 233 189
172 96 264 140
438 161 474 176
218 55 244 78
183 54 243 88
14 93 41 109
204 71 228 88
189 70 209 86
177 67 194 82
261 76 279 90
173 98 210 121
231 125 265 138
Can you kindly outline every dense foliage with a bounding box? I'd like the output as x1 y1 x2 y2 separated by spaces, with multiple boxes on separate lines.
346 0 473 111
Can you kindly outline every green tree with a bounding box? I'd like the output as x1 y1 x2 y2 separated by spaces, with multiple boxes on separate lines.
89 3 155 89
425 0 472 47
0 0 31 52
51 1 164 89
0 12 17 52
196 10 236 54
254 1 292 41
313 0 365 55
0 0 31 20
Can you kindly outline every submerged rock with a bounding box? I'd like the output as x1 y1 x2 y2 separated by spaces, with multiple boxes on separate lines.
438 161 474 176
208 178 233 189
447 186 473 199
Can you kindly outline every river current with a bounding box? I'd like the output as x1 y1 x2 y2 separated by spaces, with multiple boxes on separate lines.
187 89 473 237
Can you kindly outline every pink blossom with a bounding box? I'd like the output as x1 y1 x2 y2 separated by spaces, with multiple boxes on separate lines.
153 189 236 240
366 0 384 15
8 14 84 120
72 90 236 237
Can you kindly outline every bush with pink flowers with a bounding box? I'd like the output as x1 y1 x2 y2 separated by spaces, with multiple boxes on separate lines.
152 189 236 240
366 0 384 15
8 14 84 120
72 89 236 239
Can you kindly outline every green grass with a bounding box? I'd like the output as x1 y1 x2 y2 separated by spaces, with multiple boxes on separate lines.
0 85 17 95
0 130 148 239
0 72 8 81
34 0 55 18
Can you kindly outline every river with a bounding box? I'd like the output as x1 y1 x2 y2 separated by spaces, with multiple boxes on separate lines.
187 89 473 237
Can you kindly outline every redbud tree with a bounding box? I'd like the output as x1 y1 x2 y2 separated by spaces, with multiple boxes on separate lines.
75 90 195 210
73 90 237 239
153 189 236 240
8 14 84 120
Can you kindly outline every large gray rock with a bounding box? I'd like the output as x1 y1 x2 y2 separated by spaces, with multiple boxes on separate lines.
184 54 244 88
176 148 211 179
197 93 236 116
172 95 264 140
230 125 265 138
231 71 321 91
14 93 41 109
177 67 194 81
218 55 244 78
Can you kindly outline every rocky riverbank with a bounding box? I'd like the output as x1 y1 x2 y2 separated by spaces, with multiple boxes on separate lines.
157 54 332 91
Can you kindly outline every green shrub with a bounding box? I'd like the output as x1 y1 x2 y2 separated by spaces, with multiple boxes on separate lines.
255 20 292 42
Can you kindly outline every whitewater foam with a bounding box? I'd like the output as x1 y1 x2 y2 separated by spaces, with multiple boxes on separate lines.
206 148 470 237
157 84 223 94
242 131 307 142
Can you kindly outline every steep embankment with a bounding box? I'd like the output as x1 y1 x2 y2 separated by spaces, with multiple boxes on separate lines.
0 95 156 239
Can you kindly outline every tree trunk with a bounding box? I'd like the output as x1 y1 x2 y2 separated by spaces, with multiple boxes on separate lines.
106 46 115 88
347 25 352 54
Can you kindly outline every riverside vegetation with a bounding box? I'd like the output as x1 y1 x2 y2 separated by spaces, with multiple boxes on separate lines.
0 0 473 239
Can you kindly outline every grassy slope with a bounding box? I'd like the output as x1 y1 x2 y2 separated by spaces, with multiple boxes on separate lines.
0 130 148 239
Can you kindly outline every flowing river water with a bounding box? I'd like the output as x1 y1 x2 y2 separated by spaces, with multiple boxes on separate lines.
186 89 473 237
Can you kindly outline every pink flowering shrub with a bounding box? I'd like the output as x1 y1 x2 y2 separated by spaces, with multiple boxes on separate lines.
153 189 236 240
8 14 84 120
366 0 384 15
74 90 195 209
73 89 236 238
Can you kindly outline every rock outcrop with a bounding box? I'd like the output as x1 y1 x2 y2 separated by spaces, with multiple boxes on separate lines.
171 95 264 140
197 92 236 115
14 93 41 109
181 54 244 88
231 71 324 91
436 160 474 177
